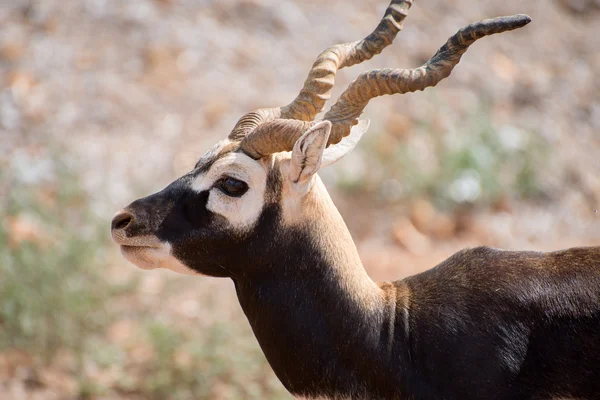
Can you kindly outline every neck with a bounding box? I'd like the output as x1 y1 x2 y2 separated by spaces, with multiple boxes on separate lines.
234 179 407 398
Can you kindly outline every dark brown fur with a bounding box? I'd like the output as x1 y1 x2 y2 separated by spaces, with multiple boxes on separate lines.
389 246 600 399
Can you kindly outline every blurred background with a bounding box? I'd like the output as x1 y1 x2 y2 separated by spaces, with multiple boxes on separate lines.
1 0 599 398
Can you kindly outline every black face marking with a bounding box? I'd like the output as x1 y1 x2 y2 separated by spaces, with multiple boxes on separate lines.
194 146 220 171
194 142 239 171
193 156 216 174
181 190 212 227
264 161 283 204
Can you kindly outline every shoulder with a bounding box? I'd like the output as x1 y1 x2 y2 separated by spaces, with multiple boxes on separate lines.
443 245 600 275
399 246 540 306
443 245 541 266
403 245 600 306
410 246 542 282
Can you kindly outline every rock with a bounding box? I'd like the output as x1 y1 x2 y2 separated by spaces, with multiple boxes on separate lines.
392 216 431 255
6 71 35 98
38 367 77 395
385 114 413 140
454 208 476 235
429 213 457 240
493 194 513 214
557 0 600 14
491 52 519 84
203 100 229 129
5 213 48 249
0 42 26 63
409 198 436 234
108 319 137 345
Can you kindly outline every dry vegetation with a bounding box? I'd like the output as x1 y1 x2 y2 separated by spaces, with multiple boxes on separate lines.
1 0 599 399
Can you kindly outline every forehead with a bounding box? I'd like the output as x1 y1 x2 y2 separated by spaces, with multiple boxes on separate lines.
194 139 241 173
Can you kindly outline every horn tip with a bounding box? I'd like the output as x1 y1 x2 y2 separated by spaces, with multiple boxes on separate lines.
513 14 532 26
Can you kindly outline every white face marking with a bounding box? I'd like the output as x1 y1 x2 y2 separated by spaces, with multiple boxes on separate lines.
120 242 200 276
190 150 267 231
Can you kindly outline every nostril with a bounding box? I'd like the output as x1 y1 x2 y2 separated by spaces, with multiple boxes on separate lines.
112 211 134 230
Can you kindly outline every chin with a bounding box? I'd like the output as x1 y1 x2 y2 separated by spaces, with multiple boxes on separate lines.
120 246 162 270
120 244 201 276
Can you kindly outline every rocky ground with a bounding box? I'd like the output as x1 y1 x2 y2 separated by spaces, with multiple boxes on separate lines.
1 0 599 398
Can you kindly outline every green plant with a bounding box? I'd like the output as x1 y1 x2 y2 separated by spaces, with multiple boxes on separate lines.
129 318 290 400
0 149 123 380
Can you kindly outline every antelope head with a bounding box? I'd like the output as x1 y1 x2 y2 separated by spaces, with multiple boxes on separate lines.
111 1 531 281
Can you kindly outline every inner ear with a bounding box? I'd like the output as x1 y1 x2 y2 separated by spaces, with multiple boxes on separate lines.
321 119 370 169
289 121 332 183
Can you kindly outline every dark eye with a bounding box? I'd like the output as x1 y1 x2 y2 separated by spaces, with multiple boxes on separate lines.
217 177 248 197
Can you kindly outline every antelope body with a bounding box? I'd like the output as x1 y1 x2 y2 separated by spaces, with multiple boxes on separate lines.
111 1 600 399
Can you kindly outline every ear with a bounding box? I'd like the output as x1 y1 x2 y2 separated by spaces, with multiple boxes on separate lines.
321 119 370 169
289 121 332 183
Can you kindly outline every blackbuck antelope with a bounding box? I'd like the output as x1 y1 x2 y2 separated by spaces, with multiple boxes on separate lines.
111 1 600 399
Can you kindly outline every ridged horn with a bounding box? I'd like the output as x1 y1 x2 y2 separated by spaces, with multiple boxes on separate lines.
323 14 532 143
238 14 531 159
239 119 317 160
229 0 414 144
280 0 414 121
228 108 282 142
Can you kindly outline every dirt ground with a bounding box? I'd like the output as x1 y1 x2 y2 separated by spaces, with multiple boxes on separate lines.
1 0 599 398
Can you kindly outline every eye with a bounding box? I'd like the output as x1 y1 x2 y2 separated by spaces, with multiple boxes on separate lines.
217 177 248 197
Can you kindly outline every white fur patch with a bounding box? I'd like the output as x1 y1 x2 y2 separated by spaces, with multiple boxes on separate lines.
190 151 267 231
120 242 200 275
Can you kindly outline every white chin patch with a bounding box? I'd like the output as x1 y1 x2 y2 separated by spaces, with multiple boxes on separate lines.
120 242 200 276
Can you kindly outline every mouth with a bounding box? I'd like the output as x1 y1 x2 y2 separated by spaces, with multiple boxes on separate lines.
112 231 165 270
112 229 199 275
111 228 164 247
119 244 165 270
120 244 160 250
118 242 200 276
